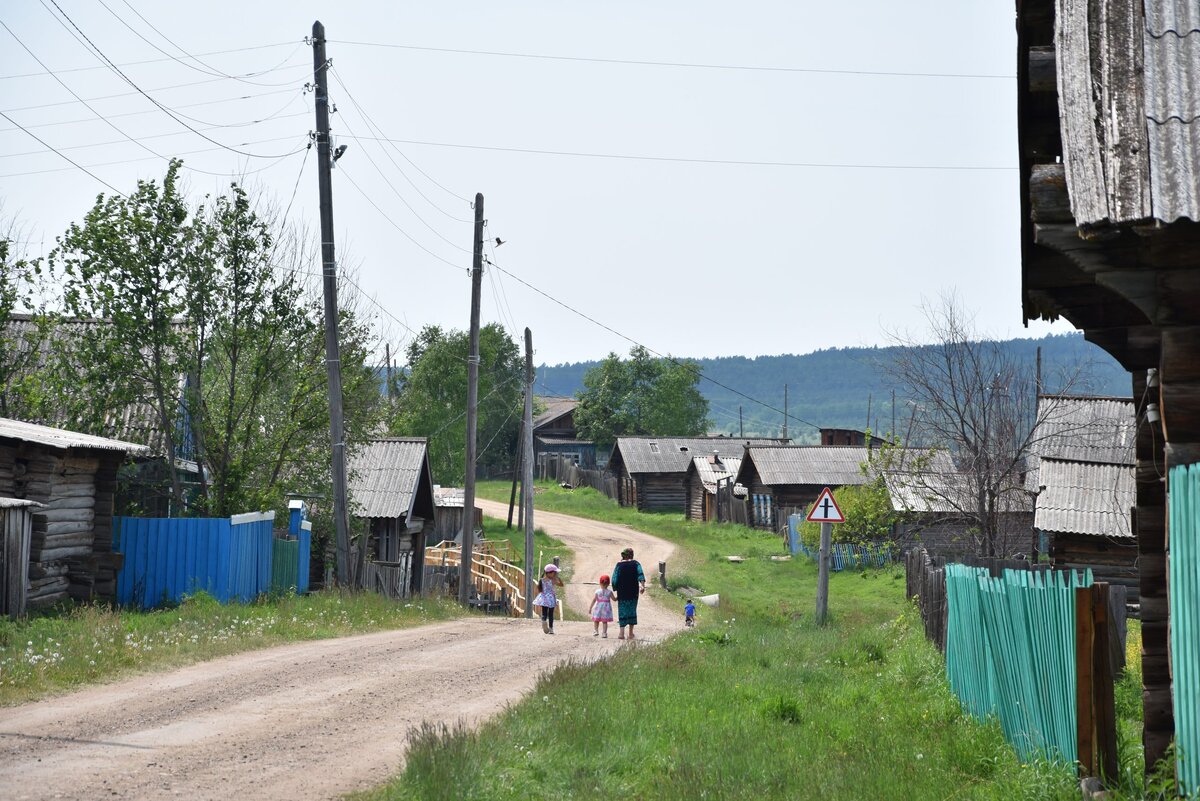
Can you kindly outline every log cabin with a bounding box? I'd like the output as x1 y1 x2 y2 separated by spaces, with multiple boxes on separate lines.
0 417 147 608
735 446 875 530
607 436 784 512
1016 0 1200 766
347 438 436 596
683 453 743 523
532 396 597 469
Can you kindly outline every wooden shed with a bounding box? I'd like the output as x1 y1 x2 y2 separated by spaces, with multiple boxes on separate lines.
735 446 875 530
0 417 147 607
347 438 436 596
608 436 783 512
683 454 743 522
1014 0 1198 759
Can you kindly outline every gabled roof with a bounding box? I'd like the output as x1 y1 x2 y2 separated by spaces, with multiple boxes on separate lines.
0 417 148 454
532 396 577 431
1034 457 1134 539
736 445 872 487
613 436 785 475
1030 395 1136 466
347 438 435 520
883 463 1031 516
686 455 742 494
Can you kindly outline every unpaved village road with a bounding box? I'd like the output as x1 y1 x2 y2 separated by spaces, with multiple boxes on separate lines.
0 500 676 801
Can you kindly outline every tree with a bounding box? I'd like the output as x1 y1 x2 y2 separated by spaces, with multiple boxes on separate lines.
574 346 710 447
799 480 897 548
390 323 523 484
886 295 1087 558
0 233 51 419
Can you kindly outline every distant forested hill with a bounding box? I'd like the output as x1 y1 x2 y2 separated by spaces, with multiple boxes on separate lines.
536 333 1131 444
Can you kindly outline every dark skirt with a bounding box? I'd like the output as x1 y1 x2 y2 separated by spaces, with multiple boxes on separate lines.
618 598 639 627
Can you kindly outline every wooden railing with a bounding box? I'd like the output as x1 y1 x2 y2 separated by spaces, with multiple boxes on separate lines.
425 541 528 616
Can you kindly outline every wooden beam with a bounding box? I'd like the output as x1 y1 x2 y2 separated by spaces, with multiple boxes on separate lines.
1028 46 1056 93
1030 164 1072 223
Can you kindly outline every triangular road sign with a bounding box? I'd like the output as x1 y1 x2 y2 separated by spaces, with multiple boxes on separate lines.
806 487 845 523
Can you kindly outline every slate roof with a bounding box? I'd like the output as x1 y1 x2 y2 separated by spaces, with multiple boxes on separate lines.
883 466 1032 515
433 485 464 509
737 446 872 487
532 396 577 431
613 436 784 475
1057 0 1200 224
1026 395 1136 491
347 438 432 519
688 455 742 494
1034 458 1134 538
0 417 148 454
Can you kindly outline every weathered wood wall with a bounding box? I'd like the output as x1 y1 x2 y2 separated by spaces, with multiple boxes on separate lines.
1050 532 1139 608
1 502 35 619
684 473 706 521
634 474 686 512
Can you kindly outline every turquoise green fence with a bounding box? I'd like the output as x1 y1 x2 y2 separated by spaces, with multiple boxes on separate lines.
1170 464 1200 797
945 563 1092 764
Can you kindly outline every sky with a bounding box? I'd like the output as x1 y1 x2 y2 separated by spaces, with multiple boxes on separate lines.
0 1 1074 367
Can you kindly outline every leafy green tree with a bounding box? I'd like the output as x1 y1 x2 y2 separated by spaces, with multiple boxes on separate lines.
390 323 523 484
799 479 897 548
0 236 51 419
574 346 709 447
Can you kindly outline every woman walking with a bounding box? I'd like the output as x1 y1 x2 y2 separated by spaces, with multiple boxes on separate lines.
610 547 646 640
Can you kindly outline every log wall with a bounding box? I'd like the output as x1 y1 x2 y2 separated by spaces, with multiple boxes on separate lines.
634 474 686 512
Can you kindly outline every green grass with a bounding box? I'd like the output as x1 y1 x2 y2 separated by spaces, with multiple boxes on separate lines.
359 483 1085 800
0 590 461 706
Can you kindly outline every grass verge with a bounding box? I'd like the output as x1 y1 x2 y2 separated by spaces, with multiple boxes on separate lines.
359 483 1085 800
0 590 461 706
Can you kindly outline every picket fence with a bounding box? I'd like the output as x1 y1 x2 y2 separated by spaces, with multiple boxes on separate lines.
113 511 310 608
786 516 896 570
1169 463 1200 798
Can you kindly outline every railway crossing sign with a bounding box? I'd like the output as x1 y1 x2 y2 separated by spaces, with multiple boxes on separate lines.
806 487 845 523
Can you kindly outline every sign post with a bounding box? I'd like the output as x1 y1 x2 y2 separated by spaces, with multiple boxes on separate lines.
806 487 845 626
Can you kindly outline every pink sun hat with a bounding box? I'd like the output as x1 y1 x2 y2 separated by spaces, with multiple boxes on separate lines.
543 564 560 573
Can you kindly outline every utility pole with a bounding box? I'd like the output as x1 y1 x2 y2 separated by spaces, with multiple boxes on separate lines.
507 418 522 529
522 327 535 617
458 192 484 606
384 342 392 401
783 384 788 441
311 21 351 587
739 405 744 438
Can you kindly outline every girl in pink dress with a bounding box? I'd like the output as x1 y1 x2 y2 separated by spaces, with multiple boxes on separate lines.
589 574 615 638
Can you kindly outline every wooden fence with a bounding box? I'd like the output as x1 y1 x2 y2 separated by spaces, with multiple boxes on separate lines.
905 548 948 651
1 499 36 619
424 541 529 616
536 457 619 502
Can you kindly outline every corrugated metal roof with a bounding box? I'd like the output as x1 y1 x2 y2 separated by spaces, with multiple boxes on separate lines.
532 396 577 431
1035 458 1135 538
1144 3 1200 222
740 446 872 487
1029 396 1136 469
0 417 148 454
347 438 430 519
883 468 1031 515
613 436 785 475
688 455 741 494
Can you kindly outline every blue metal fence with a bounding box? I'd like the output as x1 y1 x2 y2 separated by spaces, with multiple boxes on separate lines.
1169 463 1200 798
786 516 896 570
113 511 302 608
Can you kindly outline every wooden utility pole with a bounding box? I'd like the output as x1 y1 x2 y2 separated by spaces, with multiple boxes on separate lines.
739 406 743 438
522 327 535 617
507 418 522 529
783 384 788 440
310 21 351 587
458 193 485 606
384 342 392 401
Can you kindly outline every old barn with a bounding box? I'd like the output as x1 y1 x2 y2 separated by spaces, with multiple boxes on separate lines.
608 436 782 512
0 417 146 608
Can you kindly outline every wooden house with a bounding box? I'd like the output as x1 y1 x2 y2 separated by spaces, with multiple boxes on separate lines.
883 467 1034 562
1025 395 1137 598
0 417 147 607
683 453 743 522
735 445 874 530
532 396 597 469
347 438 436 595
607 436 783 512
1014 0 1198 763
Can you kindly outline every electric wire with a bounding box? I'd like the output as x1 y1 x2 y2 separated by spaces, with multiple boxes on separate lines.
0 108 124 195
336 133 1017 172
0 72 306 114
484 252 821 430
329 39 1014 80
336 164 466 271
38 0 309 160
0 40 301 81
327 66 472 217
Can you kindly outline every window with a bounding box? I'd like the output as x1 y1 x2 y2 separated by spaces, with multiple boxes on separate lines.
649 442 659 453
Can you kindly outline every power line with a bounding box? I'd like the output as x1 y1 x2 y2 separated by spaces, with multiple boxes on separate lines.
0 109 124 195
337 133 1017 172
330 39 1014 80
38 0 308 160
484 253 821 430
327 66 472 217
0 72 306 114
0 40 301 81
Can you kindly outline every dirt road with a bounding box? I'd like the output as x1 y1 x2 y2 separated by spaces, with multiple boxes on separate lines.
0 502 675 801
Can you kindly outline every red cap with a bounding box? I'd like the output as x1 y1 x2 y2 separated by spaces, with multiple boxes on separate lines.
599 574 610 583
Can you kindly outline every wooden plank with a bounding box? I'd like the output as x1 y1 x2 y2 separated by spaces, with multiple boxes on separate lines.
1056 0 1110 224
1092 583 1119 781
1076 585 1096 776
1097 0 1150 222
1031 164 1073 223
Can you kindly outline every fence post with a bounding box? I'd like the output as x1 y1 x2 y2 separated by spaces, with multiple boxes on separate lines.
1092 583 1118 782
1076 585 1096 777
658 561 667 589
